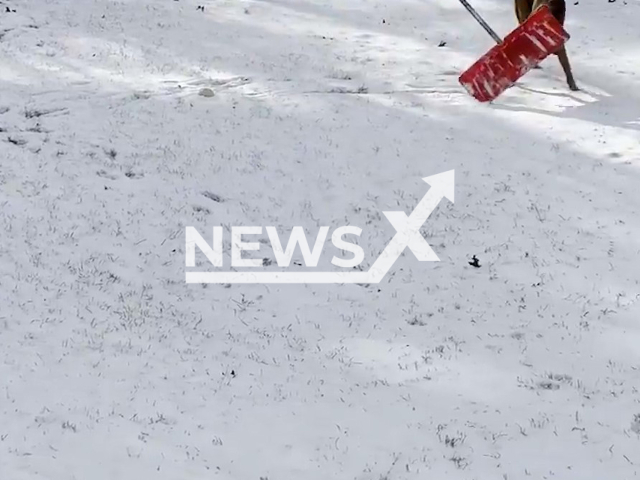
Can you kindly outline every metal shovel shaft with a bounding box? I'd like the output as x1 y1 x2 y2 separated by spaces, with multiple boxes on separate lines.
458 0 503 44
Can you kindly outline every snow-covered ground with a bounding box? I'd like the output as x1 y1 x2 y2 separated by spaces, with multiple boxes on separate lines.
1 0 640 478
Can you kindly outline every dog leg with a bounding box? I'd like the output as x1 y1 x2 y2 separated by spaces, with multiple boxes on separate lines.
531 0 578 90
515 0 533 24
556 46 579 90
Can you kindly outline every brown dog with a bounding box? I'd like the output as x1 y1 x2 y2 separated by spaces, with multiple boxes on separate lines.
515 0 578 90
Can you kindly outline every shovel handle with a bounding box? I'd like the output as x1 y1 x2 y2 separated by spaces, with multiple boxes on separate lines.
458 0 503 44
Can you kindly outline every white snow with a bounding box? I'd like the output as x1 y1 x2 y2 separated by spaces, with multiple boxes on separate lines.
1 0 640 479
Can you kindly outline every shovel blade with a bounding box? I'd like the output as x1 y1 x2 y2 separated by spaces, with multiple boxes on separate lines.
459 5 570 102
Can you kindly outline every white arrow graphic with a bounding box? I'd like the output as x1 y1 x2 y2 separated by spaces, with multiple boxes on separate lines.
365 170 455 283
186 170 454 284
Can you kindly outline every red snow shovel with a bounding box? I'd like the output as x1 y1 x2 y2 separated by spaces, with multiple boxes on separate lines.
458 0 570 102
